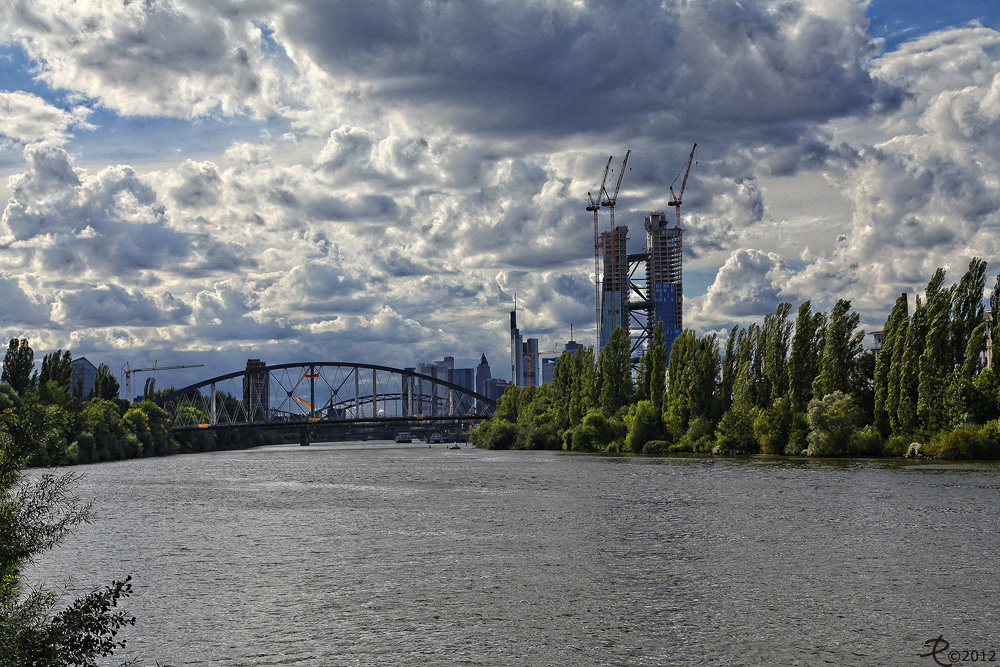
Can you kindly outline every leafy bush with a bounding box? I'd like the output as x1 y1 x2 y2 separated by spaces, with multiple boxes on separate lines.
470 419 518 449
563 410 625 452
807 391 862 457
624 400 662 453
715 406 759 454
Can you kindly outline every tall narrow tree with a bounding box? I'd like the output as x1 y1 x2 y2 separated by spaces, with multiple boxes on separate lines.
874 294 909 436
1 338 34 395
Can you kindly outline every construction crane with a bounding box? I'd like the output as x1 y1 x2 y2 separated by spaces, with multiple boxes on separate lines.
524 349 562 387
668 143 697 227
601 149 631 231
600 149 631 342
121 361 205 401
587 155 613 349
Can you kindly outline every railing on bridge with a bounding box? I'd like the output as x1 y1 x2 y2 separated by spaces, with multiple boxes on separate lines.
157 362 496 430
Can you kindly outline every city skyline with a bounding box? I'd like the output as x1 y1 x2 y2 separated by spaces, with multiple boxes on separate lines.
2 0 1000 387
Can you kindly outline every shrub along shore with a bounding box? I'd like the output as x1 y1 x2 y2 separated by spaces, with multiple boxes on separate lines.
472 259 1000 461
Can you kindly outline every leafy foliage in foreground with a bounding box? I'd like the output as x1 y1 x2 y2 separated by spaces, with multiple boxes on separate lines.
0 409 135 666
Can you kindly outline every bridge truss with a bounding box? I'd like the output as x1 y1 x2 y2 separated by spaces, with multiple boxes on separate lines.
157 362 496 431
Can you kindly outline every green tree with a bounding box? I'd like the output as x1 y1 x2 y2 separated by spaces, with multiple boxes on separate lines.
897 296 926 434
663 330 720 439
873 293 909 436
624 400 662 453
1 339 34 396
917 270 953 431
719 326 739 414
807 390 863 457
94 364 120 401
0 403 135 664
950 258 987 369
715 406 759 454
597 327 632 417
567 347 597 425
635 321 667 416
36 350 73 391
814 299 863 399
761 303 793 408
787 302 825 413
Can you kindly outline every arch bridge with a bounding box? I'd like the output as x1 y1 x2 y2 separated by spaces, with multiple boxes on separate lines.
157 362 496 432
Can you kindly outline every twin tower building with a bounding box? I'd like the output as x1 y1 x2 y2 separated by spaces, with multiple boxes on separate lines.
510 210 684 387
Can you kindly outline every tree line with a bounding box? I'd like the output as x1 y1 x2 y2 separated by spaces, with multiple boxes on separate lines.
471 259 1000 460
0 340 275 468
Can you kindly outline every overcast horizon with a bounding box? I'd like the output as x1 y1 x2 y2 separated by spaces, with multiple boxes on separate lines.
2 0 1000 389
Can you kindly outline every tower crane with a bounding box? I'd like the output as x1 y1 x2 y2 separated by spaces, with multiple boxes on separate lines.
601 149 631 231
121 361 205 401
668 143 697 228
587 155 613 349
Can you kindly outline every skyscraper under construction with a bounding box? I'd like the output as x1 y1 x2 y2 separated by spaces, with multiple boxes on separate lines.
645 211 683 352
599 225 629 350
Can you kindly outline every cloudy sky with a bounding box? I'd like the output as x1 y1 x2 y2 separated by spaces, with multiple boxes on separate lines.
1 0 999 391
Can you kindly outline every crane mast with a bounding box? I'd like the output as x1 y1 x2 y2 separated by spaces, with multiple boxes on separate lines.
587 155 613 349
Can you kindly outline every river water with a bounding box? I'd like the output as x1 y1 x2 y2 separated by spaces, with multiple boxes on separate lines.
26 443 1000 666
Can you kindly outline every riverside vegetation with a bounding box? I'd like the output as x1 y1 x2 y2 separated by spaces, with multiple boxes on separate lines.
0 341 277 469
472 259 1000 460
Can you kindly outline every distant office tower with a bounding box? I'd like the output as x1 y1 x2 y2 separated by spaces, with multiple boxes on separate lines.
541 357 557 384
510 311 525 386
476 354 491 396
486 378 512 401
243 359 268 416
408 356 476 415
645 211 683 354
600 226 629 350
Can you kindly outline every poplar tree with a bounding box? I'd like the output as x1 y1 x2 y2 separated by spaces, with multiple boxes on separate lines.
787 302 825 413
567 346 596 425
990 273 1000 371
37 350 73 390
94 364 121 401
950 258 986 368
663 330 720 438
732 325 757 409
873 293 909 436
1 338 34 396
719 325 740 414
814 299 863 399
917 270 953 431
634 321 666 410
597 327 633 417
897 296 926 434
761 302 793 407
886 312 908 434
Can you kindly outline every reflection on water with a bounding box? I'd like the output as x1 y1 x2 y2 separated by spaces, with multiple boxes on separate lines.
28 445 1000 666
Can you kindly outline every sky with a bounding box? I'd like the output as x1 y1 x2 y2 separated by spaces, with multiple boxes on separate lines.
2 0 1000 392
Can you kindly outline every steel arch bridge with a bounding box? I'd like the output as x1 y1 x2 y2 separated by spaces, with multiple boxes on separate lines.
157 362 496 431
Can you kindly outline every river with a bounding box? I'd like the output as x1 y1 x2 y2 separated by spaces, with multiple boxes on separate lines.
26 442 1000 666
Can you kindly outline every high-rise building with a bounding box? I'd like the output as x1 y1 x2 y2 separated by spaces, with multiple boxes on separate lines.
476 354 491 396
510 311 525 386
645 211 683 354
541 357 557 384
600 225 629 350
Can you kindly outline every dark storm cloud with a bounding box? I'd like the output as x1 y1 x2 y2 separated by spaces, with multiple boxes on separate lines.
54 284 192 327
276 0 894 137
